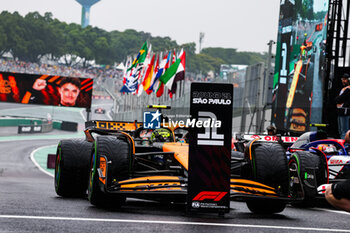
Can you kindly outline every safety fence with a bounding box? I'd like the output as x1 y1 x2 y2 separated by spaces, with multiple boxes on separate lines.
106 62 273 134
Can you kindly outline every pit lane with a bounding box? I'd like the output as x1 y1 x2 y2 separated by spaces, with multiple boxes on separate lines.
1 138 350 233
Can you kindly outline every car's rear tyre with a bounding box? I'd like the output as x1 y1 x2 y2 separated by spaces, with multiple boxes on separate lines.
88 136 130 207
55 139 92 197
289 151 326 208
244 142 288 214
252 143 289 195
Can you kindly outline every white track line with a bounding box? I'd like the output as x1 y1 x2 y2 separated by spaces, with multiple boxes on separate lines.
30 145 55 178
0 215 349 232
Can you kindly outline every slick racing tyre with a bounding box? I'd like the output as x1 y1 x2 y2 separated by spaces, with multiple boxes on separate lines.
88 136 130 207
249 143 289 194
245 142 288 214
289 151 326 208
55 139 92 197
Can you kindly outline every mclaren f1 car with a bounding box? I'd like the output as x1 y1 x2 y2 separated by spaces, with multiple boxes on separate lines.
55 120 293 214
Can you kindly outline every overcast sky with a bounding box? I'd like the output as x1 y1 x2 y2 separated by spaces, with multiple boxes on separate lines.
2 0 281 53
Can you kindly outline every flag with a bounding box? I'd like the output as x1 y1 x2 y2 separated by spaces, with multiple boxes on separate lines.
128 41 148 71
137 45 152 96
122 57 132 84
159 58 181 89
120 70 139 93
120 60 141 93
146 54 159 94
156 83 164 97
159 49 186 92
142 54 155 94
168 50 177 98
148 52 170 94
156 52 171 97
170 49 186 94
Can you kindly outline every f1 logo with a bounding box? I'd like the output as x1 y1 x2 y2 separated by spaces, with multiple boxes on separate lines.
192 191 227 201
197 111 224 146
143 110 161 129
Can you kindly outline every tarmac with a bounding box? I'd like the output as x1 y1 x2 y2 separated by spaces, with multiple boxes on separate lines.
0 126 84 141
0 126 84 176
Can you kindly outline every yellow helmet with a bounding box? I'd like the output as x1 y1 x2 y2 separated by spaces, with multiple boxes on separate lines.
151 128 172 142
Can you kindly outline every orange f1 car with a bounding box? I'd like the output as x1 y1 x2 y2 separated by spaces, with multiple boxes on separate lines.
55 120 293 214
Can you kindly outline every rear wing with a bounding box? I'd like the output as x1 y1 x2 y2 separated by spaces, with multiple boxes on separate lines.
242 134 299 144
85 120 143 131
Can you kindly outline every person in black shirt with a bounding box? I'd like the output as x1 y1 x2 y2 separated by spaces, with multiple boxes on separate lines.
335 74 350 138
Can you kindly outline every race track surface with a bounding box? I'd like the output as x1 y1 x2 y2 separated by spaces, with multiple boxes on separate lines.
1 139 350 233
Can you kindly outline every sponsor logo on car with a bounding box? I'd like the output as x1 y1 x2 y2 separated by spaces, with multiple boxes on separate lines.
243 135 298 143
192 191 227 201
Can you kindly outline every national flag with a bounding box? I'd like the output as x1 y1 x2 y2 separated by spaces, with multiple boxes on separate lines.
142 54 155 94
168 50 177 98
120 63 140 93
146 54 159 94
122 57 132 84
156 52 171 97
156 82 164 97
159 58 181 89
137 45 153 96
120 71 139 93
148 52 170 94
128 41 148 71
159 49 186 92
170 49 186 94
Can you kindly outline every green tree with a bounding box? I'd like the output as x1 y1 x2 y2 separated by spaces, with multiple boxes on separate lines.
0 11 270 73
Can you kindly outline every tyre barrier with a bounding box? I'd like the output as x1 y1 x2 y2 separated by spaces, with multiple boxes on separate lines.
60 121 78 132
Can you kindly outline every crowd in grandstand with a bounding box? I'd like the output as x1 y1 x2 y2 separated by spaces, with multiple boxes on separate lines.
0 58 122 79
0 58 201 98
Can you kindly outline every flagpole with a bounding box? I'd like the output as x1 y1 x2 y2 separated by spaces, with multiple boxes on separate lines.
125 94 127 112
123 93 126 112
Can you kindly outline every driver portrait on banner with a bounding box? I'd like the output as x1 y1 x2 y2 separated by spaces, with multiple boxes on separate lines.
0 72 92 108
30 77 82 107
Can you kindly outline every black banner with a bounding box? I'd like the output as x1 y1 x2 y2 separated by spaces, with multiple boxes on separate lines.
61 121 78 132
187 83 233 213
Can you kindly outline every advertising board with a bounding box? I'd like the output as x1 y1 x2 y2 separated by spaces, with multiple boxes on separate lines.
187 83 233 213
0 72 92 108
272 0 329 133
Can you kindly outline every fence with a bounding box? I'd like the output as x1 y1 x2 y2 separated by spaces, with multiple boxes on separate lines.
108 63 273 134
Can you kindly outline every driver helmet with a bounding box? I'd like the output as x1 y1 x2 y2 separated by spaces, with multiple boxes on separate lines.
266 125 277 135
151 128 172 142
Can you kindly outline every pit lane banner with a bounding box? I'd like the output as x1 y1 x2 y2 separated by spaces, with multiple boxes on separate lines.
271 0 329 133
0 71 92 108
187 83 233 213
